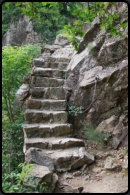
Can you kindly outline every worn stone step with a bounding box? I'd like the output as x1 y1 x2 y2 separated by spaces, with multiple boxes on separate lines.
24 137 85 151
33 57 44 67
25 147 95 172
32 76 65 87
47 62 68 70
33 56 69 68
45 56 70 63
25 109 68 123
26 99 66 110
22 123 72 138
32 67 65 79
34 59 68 70
31 87 65 100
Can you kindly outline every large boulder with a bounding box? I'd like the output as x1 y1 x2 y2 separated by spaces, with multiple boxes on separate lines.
96 115 118 138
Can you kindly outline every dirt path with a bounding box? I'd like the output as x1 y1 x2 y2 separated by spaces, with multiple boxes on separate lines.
54 145 128 193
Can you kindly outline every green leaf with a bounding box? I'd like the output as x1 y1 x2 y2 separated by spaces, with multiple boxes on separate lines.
79 13 85 17
119 33 123 38
100 9 103 15
72 11 78 16
2 154 6 157
100 23 107 28
3 2 9 8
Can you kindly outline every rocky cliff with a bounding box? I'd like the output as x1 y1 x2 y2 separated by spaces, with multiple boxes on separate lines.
66 2 128 150
2 15 44 46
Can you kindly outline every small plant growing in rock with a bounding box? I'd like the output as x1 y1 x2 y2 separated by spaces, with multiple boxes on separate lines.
68 106 84 116
35 180 48 193
84 122 106 145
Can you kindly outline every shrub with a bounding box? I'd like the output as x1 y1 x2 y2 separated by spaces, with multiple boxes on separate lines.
2 44 41 175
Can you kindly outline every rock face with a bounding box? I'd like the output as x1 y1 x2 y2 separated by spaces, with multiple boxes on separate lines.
2 15 44 46
65 4 128 148
22 43 94 192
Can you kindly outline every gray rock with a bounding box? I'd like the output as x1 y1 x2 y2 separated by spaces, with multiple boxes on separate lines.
112 137 121 149
25 147 94 172
84 175 89 180
16 84 30 101
96 115 118 136
81 164 88 172
73 171 81 177
104 156 122 171
51 48 74 59
23 164 58 193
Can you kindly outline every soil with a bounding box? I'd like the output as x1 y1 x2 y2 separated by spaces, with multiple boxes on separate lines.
53 129 128 193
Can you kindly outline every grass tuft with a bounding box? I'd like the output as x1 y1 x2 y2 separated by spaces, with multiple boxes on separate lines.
84 122 106 145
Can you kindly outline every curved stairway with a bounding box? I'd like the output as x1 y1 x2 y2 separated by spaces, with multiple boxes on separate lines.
22 53 94 192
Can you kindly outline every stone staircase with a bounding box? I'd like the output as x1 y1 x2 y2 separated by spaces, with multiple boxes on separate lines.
22 53 94 192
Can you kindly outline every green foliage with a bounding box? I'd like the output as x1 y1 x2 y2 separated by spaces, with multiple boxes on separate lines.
64 21 86 50
2 44 41 175
2 44 41 117
68 106 84 116
3 2 128 50
2 2 85 44
84 122 106 144
2 162 48 193
2 2 23 37
32 5 66 44
35 180 48 193
64 2 128 50
2 163 36 193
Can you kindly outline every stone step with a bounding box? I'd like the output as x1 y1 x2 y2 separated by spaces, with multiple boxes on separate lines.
47 62 68 70
33 56 69 68
22 123 72 138
34 59 68 70
24 137 85 151
31 87 65 100
32 76 65 87
33 57 44 67
25 147 95 172
26 99 66 110
25 109 68 123
46 56 70 63
32 67 65 79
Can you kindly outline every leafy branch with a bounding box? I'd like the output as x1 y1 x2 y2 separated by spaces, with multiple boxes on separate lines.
64 2 128 50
